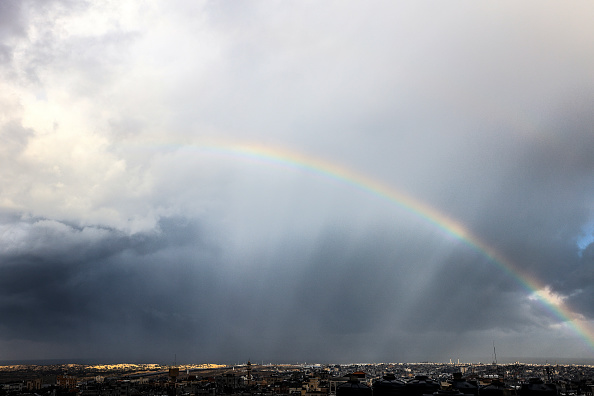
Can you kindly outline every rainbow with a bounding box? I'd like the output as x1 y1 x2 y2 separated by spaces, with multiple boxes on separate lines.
135 139 594 351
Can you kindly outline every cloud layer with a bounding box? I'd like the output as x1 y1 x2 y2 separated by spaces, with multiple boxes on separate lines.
1 0 594 363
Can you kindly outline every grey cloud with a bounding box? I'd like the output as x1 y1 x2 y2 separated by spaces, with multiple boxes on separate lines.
0 43 12 64
0 120 34 154
0 209 590 362
2 0 594 363
0 0 26 41
556 242 594 318
461 102 594 293
0 216 222 358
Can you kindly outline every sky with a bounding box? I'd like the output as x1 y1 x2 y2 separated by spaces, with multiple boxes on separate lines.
1 0 594 365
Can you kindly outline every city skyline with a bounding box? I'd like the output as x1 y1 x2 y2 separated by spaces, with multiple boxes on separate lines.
1 1 594 363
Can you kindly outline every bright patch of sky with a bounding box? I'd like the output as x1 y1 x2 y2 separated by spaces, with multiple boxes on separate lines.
577 222 594 252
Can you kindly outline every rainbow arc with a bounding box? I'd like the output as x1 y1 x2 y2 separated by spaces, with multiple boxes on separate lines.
133 140 594 351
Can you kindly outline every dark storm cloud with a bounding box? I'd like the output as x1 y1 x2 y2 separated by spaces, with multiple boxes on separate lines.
0 214 494 362
451 100 594 318
0 216 224 358
400 256 531 333
0 210 590 362
555 242 594 318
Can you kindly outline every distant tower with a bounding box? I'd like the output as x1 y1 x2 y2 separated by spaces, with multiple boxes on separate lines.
247 361 252 385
